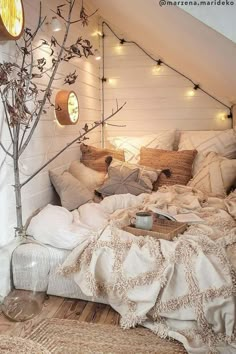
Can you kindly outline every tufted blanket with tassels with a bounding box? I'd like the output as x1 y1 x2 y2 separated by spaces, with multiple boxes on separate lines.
56 186 236 353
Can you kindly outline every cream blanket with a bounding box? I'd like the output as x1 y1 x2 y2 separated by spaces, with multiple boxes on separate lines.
30 186 236 353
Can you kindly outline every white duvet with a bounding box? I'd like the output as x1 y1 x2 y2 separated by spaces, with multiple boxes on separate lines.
28 186 236 354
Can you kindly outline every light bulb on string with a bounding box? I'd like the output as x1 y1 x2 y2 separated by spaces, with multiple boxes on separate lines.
94 49 101 61
187 89 195 97
51 17 62 32
152 59 163 75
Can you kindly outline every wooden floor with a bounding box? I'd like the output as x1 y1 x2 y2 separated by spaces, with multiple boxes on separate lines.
0 294 120 337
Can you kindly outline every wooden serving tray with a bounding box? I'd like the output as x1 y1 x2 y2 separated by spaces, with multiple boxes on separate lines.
123 219 187 241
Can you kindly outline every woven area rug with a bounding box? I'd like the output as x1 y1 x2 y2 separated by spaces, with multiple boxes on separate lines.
0 334 50 353
22 318 187 353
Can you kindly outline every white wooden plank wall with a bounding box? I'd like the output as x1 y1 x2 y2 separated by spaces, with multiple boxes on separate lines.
0 0 101 246
101 24 232 142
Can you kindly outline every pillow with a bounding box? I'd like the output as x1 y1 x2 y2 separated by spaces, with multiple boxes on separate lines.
69 161 105 191
49 170 92 210
80 143 125 173
96 159 161 197
178 129 236 175
107 131 176 164
107 158 164 190
140 148 197 189
188 152 236 197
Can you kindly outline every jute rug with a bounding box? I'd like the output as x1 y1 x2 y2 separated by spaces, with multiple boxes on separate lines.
0 334 50 353
21 318 187 353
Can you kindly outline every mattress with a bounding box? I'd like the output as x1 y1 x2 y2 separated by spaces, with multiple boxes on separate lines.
12 242 108 304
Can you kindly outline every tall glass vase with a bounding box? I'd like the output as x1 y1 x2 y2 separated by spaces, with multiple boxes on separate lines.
2 240 50 322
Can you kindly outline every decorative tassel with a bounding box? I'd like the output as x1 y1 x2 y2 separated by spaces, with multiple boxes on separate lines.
105 155 113 166
162 169 171 178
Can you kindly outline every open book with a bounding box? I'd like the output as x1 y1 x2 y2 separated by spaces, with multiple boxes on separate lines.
149 206 205 224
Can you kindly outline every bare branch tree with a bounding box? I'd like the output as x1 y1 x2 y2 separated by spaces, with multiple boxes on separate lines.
0 0 125 238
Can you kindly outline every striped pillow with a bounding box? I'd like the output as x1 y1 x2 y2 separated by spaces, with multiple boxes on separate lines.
108 131 176 164
188 152 236 197
178 129 236 175
140 148 197 189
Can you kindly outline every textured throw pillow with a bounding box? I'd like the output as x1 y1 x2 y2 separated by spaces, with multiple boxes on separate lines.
140 148 197 189
69 161 105 191
49 170 92 210
108 131 176 164
80 143 125 173
178 129 236 175
107 158 163 190
188 152 236 197
97 159 161 197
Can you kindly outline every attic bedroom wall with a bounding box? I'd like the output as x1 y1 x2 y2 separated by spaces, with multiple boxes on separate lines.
0 0 101 247
102 23 232 140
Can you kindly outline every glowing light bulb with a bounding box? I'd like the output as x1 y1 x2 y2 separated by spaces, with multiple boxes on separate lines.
152 65 161 75
108 78 117 85
187 90 195 97
91 30 103 37
116 45 122 53
94 49 101 61
51 17 62 32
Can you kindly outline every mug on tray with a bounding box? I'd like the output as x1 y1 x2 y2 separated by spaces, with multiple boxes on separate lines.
130 212 153 230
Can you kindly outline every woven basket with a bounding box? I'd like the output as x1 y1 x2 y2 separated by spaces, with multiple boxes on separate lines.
123 219 187 241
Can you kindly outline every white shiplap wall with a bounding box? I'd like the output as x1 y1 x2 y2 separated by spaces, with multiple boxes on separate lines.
0 0 101 247
102 24 232 141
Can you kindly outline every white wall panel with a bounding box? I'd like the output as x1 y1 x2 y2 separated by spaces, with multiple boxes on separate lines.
102 24 232 143
0 0 101 252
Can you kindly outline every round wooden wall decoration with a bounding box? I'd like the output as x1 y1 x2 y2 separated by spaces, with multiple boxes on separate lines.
55 90 79 125
0 0 24 41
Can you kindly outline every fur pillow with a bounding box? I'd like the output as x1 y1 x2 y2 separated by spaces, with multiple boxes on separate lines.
178 129 236 175
49 170 92 210
69 161 105 191
108 131 176 164
188 152 236 197
80 143 125 173
140 148 197 189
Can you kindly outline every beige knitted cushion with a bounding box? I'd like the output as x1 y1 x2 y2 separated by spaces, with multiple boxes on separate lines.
140 148 197 189
80 143 125 173
188 152 236 197
178 129 236 175
49 171 92 210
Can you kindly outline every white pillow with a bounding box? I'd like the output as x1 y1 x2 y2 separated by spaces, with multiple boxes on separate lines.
178 129 236 175
107 131 176 164
27 204 90 250
68 161 105 191
188 152 236 197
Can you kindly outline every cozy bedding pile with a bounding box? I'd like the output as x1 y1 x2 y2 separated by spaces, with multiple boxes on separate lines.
28 185 236 354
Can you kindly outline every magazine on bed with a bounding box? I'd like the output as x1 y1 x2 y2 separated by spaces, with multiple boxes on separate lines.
149 206 205 224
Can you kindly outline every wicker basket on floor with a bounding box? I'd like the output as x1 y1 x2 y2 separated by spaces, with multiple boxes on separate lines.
123 219 187 241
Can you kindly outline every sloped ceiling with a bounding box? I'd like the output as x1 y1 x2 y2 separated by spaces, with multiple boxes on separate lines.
92 0 236 106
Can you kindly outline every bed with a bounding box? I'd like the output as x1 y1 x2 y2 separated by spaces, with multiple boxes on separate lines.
12 129 236 353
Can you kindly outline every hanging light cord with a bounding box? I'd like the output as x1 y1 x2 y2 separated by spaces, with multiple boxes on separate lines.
102 21 232 117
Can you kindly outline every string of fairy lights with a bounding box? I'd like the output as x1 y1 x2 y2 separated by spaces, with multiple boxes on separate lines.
97 21 233 128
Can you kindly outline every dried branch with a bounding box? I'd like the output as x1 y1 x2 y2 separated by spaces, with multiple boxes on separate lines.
21 101 126 187
0 142 13 157
0 90 14 142
0 0 105 236
19 1 75 155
